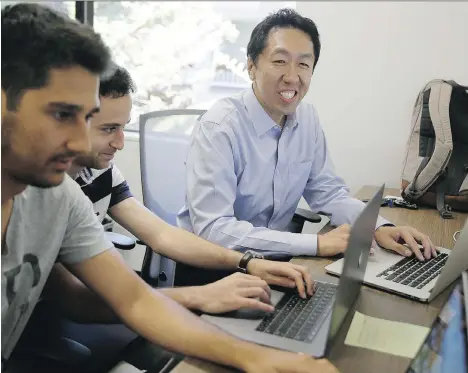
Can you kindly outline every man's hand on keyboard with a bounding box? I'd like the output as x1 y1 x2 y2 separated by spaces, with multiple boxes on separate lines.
244 349 339 373
374 225 436 261
247 259 315 298
192 272 275 314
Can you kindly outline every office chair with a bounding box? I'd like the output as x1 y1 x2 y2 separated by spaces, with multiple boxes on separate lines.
138 109 206 288
138 109 323 288
103 216 137 251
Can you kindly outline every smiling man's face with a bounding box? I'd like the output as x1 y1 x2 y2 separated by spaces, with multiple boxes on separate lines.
74 94 132 170
248 27 315 125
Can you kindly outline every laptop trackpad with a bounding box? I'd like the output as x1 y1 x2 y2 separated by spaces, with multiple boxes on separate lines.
232 308 272 320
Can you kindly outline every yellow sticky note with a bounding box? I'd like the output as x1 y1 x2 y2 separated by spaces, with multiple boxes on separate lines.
344 311 430 358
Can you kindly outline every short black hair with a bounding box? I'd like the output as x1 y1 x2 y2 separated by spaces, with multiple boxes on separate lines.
247 8 321 68
1 3 111 110
100 62 136 98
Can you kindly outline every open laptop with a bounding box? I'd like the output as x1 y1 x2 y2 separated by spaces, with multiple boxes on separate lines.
406 272 468 373
325 215 468 303
201 184 385 357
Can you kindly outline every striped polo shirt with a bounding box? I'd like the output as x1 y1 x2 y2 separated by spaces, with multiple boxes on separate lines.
74 164 133 222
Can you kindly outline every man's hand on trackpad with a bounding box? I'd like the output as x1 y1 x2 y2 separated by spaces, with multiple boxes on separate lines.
374 225 436 261
192 272 274 314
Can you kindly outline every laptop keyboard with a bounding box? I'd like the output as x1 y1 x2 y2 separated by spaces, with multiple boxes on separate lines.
377 252 448 289
255 282 337 343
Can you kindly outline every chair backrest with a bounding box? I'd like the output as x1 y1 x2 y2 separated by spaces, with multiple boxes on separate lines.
139 109 206 287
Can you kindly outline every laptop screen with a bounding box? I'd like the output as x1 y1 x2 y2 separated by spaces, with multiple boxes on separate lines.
407 279 467 373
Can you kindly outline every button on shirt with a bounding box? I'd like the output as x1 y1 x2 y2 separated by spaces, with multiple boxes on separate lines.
177 87 389 256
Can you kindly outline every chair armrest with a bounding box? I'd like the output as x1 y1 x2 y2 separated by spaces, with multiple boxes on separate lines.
106 232 136 251
293 208 322 223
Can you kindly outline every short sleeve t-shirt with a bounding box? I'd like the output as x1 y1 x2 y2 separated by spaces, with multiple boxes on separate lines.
75 164 133 222
1 174 113 359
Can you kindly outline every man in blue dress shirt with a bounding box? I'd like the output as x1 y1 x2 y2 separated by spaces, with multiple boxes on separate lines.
177 8 436 261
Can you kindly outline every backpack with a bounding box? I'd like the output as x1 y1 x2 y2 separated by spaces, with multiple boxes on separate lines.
401 79 468 219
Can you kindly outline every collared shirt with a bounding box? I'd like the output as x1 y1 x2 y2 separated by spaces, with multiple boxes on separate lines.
177 86 389 256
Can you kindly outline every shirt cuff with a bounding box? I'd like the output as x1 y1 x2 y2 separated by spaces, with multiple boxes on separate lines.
375 215 394 230
287 233 318 256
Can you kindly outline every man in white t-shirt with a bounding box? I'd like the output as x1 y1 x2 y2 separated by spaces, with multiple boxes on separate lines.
1 4 338 373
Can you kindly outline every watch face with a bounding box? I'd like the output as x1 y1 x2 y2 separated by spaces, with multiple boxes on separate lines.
247 250 263 259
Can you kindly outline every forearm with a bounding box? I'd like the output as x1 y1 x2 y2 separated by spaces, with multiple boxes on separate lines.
119 286 265 371
198 216 316 256
69 284 213 323
43 264 119 324
157 224 243 270
109 198 243 270
57 287 120 324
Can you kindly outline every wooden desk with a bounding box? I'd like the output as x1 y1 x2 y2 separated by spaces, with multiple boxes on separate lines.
172 186 467 373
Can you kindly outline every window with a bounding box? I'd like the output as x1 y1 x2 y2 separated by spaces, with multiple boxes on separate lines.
94 1 296 131
1 1 75 17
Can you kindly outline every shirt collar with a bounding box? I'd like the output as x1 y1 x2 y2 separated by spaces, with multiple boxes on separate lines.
243 85 299 137
75 167 94 186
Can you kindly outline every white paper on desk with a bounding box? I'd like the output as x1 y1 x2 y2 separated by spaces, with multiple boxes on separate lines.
344 311 430 358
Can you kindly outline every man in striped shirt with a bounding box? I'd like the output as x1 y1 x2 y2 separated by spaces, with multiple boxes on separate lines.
74 153 132 224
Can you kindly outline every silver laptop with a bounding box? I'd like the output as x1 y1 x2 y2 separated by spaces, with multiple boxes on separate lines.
325 211 468 303
201 184 385 357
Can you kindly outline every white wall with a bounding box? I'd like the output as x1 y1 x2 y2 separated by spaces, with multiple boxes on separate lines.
297 1 468 193
115 2 468 268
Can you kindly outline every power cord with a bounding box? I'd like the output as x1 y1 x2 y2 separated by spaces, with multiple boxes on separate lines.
453 230 461 242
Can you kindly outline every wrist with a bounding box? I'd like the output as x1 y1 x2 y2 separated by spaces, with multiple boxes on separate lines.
228 250 244 270
184 286 206 310
237 250 264 274
316 235 323 256
246 258 261 274
376 223 394 232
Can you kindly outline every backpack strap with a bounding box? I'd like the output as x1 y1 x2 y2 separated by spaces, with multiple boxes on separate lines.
436 170 453 219
404 80 454 204
445 80 468 91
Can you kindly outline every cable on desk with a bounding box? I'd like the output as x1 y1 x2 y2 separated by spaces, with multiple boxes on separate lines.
453 230 461 242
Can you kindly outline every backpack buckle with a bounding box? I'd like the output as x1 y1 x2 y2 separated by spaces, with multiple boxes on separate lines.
439 204 453 219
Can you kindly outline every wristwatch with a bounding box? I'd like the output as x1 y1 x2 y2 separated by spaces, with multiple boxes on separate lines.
237 250 264 274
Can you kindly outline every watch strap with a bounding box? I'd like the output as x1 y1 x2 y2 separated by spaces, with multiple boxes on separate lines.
237 250 263 273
